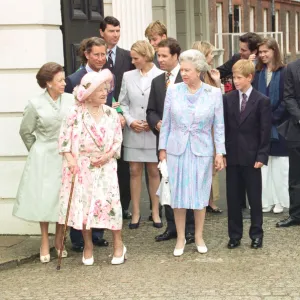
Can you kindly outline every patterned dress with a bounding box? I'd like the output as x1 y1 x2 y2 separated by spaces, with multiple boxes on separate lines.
159 83 225 210
58 104 123 230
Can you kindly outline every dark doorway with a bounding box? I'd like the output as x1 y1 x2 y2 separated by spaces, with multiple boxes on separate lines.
61 0 104 75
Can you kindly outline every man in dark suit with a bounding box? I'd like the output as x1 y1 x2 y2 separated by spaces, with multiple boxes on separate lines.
100 16 134 219
144 20 167 68
146 38 195 243
276 59 300 227
65 37 110 252
223 59 271 249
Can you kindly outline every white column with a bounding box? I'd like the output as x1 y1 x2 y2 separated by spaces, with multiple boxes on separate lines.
166 0 177 39
185 0 196 49
112 0 153 50
0 0 63 234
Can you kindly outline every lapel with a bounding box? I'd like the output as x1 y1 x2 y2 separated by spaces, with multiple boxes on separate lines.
239 89 257 125
174 72 182 83
297 60 300 84
228 90 240 124
44 91 62 120
114 46 124 76
133 66 158 93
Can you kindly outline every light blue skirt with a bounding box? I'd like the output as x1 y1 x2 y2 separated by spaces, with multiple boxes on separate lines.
167 140 213 210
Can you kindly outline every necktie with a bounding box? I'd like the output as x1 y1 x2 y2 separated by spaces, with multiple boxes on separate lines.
165 72 171 89
108 50 114 71
241 93 247 113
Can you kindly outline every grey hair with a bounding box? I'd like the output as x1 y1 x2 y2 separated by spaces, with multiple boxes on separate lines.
179 49 209 72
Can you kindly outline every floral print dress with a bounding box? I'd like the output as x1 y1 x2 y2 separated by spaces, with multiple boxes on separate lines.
58 104 123 230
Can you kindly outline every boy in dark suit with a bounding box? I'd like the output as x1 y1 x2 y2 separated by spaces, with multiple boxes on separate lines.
223 59 271 249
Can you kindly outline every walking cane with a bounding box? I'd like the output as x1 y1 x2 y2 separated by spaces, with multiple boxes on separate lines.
56 174 75 271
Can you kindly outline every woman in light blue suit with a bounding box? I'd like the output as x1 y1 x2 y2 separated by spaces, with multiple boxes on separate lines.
119 40 164 229
159 50 225 256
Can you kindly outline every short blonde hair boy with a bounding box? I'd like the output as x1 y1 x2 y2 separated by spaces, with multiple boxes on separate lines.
131 40 155 62
144 21 167 39
232 59 255 77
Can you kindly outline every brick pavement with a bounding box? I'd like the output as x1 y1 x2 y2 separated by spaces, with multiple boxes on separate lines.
1 215 300 300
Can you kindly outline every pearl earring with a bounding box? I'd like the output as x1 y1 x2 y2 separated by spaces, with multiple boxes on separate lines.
48 85 52 88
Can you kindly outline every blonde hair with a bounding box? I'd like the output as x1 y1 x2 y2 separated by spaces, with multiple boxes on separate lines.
131 40 155 62
145 21 167 38
192 41 215 58
232 59 255 77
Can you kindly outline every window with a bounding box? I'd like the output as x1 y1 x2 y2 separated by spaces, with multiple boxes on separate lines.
275 10 279 32
263 9 268 33
286 12 290 53
234 5 241 33
296 13 299 52
216 3 223 49
250 7 255 32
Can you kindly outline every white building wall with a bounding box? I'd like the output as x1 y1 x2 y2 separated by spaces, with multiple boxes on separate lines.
0 0 63 234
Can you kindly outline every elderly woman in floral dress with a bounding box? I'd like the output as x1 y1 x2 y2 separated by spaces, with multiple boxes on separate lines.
58 70 126 266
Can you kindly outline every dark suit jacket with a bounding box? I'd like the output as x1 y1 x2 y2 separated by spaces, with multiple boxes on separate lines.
223 88 272 166
65 68 87 94
153 53 160 68
146 71 182 150
103 46 135 101
281 59 300 144
217 53 240 79
64 67 114 107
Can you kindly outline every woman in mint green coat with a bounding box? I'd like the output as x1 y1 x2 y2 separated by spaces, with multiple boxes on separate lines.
13 62 74 263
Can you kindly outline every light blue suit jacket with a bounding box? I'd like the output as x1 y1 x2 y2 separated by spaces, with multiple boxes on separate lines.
159 82 226 156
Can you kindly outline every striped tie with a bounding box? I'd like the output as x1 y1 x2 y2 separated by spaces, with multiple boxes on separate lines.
165 72 171 89
108 50 114 71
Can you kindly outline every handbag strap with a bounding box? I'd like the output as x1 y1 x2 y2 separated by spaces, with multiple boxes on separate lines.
82 117 103 152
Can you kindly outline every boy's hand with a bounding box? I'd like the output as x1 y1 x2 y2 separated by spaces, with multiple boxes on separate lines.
254 162 263 168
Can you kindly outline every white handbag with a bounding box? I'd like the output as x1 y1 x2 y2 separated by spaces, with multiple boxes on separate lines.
156 159 171 206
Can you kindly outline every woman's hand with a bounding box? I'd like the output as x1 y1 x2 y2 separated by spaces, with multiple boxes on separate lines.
159 150 167 162
65 155 79 175
210 69 221 87
90 153 112 168
118 114 126 129
214 154 225 171
142 121 151 132
130 120 145 133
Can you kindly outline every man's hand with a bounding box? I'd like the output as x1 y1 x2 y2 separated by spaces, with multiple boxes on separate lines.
112 102 120 109
249 54 256 61
130 120 145 133
118 114 126 129
215 154 225 171
254 162 263 168
155 120 162 131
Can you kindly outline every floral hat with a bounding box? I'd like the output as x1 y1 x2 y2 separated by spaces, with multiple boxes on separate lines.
73 69 114 102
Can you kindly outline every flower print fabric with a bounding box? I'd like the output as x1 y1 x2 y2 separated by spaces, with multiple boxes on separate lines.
58 104 123 230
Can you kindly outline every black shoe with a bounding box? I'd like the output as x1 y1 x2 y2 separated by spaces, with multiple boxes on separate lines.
123 210 132 220
206 205 223 214
129 216 141 229
227 238 241 249
71 244 84 252
185 232 195 244
276 216 300 227
93 238 109 247
155 230 177 242
153 221 163 228
148 215 153 221
251 238 263 249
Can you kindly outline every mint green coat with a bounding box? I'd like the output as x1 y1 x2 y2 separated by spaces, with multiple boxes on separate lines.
13 91 74 222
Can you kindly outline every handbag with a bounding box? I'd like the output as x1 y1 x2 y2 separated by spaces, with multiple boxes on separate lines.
156 160 171 206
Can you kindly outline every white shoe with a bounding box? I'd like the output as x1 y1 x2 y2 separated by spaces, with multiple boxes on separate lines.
173 240 186 257
40 248 50 264
262 206 273 213
196 243 208 254
111 245 127 265
55 248 68 258
273 203 284 214
82 255 94 266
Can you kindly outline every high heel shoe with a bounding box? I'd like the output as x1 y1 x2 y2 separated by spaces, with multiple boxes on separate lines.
40 248 50 264
111 245 127 265
129 216 141 229
173 240 186 257
82 254 94 266
55 248 68 258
